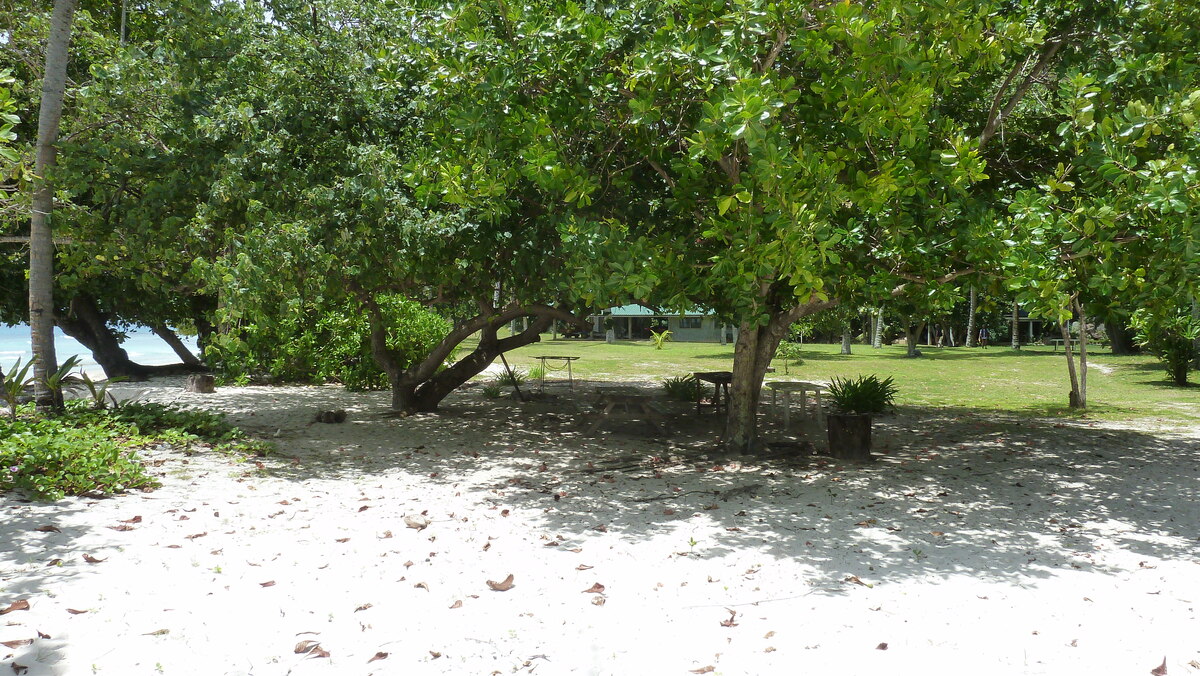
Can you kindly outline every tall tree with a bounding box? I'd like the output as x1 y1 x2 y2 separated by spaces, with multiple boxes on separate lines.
28 0 77 409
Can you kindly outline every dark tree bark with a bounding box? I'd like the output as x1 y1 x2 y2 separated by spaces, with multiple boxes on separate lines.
723 297 836 454
1104 319 1140 355
364 298 587 415
904 320 926 358
57 295 207 379
152 324 203 365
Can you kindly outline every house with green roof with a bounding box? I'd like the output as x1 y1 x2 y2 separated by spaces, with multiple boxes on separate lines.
594 304 733 343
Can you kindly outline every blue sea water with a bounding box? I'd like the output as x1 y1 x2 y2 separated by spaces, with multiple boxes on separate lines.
0 324 198 377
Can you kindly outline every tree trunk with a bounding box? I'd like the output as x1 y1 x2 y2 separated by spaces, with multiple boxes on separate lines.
723 321 779 454
152 324 202 365
1060 319 1083 408
1074 296 1088 408
57 295 148 378
871 307 884 349
905 320 925 358
28 0 78 410
1104 318 1139 355
1010 301 1021 349
965 286 977 347
393 316 555 413
840 325 852 355
56 295 207 379
722 299 836 455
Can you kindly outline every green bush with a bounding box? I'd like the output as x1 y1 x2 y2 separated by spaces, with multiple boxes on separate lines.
662 374 702 401
775 341 804 365
1132 307 1200 386
828 375 898 415
207 294 452 391
0 401 269 501
481 383 502 399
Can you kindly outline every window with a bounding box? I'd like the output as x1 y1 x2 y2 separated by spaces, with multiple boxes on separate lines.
679 316 703 329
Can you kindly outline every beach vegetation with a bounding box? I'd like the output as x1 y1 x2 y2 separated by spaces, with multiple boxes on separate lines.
0 400 268 501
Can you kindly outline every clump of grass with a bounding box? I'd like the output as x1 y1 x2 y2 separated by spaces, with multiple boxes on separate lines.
481 383 502 399
662 374 702 401
497 368 529 387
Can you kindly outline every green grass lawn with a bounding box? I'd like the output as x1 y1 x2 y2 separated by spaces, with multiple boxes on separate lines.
480 336 1200 425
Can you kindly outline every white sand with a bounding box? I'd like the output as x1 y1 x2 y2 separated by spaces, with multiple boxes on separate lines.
3 377 1199 675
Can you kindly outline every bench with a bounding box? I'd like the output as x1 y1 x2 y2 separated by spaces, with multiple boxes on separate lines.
765 380 826 431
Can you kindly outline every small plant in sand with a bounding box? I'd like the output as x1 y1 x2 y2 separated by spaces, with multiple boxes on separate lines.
528 365 546 382
650 328 673 349
1 357 35 419
662 374 701 401
481 383 502 399
496 368 528 387
76 371 126 410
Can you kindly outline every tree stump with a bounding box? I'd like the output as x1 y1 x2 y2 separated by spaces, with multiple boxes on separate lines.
184 374 215 393
827 413 873 462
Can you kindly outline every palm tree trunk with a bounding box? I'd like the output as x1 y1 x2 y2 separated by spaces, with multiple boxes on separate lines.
965 286 977 347
29 0 78 411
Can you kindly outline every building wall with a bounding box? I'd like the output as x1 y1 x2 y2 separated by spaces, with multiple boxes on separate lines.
666 316 726 342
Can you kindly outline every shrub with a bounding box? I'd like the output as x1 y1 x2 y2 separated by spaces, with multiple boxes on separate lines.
662 374 702 401
207 294 453 391
1131 307 1200 386
828 375 898 415
0 401 269 501
481 383 502 399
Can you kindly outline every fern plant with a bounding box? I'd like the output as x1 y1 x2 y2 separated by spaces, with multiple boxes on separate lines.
662 374 701 401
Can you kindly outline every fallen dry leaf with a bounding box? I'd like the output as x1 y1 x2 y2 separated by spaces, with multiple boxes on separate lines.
45 558 62 567
720 609 738 627
414 582 429 591
294 640 321 654
82 554 107 564
690 667 715 674
576 564 593 571
11 663 28 675
449 600 462 609
430 651 442 659
142 629 169 636
486 574 515 592
107 524 135 532
501 509 510 517
367 652 388 663
0 600 30 615
354 603 372 612
591 596 606 606
876 642 889 650
582 583 605 594
184 532 208 540
66 608 87 615
764 646 776 653
931 531 945 536
335 537 350 543
404 515 430 530
34 525 60 533
358 505 370 512
663 509 675 515
121 515 142 524
593 524 608 532
36 632 49 640
260 581 276 588
702 504 718 511
844 575 872 588
1151 657 1167 676
764 631 775 639
1 639 32 649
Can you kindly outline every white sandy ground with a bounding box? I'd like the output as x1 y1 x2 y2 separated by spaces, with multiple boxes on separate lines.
2 376 1199 676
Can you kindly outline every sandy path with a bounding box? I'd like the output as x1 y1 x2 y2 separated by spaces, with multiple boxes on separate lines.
2 379 1199 675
